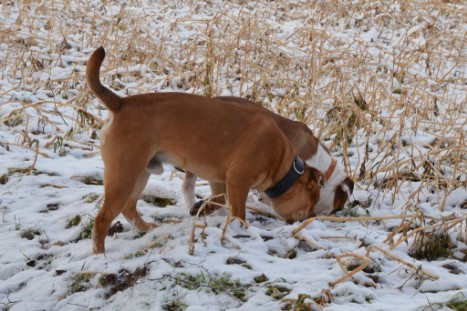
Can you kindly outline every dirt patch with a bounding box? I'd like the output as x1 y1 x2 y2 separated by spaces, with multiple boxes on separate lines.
99 265 150 299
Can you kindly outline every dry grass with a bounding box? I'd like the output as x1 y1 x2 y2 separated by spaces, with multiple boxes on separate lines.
1 0 465 292
1 0 464 185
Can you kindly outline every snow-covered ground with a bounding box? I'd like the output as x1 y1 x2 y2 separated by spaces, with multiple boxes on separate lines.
0 1 466 310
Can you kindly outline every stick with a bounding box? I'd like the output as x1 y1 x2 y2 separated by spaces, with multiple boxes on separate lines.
0 141 50 158
294 232 326 250
292 214 407 235
366 245 439 280
330 253 372 287
221 203 249 241
27 140 40 174
246 205 281 219
161 218 183 224
139 235 170 253
188 194 226 255
389 217 467 250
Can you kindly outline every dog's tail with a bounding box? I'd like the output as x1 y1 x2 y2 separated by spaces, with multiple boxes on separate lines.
86 46 122 112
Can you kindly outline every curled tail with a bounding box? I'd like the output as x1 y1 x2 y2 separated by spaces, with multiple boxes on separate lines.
86 46 122 112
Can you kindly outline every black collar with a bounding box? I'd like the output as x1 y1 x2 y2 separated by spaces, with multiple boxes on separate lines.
265 156 305 198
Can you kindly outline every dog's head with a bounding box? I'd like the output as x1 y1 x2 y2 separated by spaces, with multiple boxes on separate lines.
270 166 324 222
309 158 354 216
304 144 354 216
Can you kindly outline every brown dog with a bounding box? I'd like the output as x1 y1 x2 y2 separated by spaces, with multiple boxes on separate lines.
186 96 354 217
86 47 324 253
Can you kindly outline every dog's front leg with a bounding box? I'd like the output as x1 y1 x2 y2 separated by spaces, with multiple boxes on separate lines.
225 181 249 226
209 182 227 205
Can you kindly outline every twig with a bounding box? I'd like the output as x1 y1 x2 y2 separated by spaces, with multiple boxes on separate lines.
139 235 170 254
221 203 249 241
246 205 280 220
188 194 226 255
27 139 40 174
388 217 467 250
0 141 50 158
366 245 439 280
330 244 439 288
330 252 372 287
292 214 407 236
294 232 326 250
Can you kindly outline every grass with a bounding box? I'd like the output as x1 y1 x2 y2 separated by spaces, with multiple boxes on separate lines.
341 199 372 217
447 300 467 311
1 0 464 209
410 232 454 261
0 0 465 308
82 176 103 186
254 274 268 283
82 193 100 203
71 219 94 242
98 265 149 299
142 195 177 207
341 205 369 218
69 272 94 293
163 296 187 311
421 293 467 311
1 0 463 195
123 250 147 260
266 285 291 300
66 215 81 228
20 228 41 240
281 294 314 311
174 272 249 302
225 257 252 270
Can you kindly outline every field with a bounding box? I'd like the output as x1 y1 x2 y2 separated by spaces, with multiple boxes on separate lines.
0 0 466 310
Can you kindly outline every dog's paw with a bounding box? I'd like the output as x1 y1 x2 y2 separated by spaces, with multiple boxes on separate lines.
135 220 157 232
190 200 205 216
190 200 221 216
227 216 249 229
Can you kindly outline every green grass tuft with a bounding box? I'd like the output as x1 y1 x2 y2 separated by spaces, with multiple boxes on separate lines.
20 228 41 240
175 272 249 301
410 233 453 261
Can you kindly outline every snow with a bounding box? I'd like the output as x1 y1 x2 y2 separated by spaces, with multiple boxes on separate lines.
1 0 466 310
446 188 467 210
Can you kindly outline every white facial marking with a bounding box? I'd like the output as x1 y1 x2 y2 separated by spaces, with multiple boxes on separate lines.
306 144 347 215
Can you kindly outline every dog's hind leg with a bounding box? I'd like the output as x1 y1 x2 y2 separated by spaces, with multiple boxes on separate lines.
92 152 150 254
122 170 156 232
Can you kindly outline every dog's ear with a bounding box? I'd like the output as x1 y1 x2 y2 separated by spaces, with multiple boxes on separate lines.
341 177 354 196
308 167 325 188
333 177 354 213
